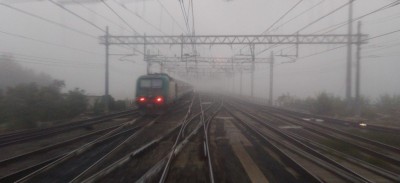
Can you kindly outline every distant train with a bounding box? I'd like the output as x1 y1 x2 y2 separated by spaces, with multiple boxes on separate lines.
135 73 192 114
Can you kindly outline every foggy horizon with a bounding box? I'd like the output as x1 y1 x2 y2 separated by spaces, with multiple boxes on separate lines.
1 0 399 101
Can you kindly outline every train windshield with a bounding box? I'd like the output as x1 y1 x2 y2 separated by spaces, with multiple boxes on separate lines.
140 79 163 88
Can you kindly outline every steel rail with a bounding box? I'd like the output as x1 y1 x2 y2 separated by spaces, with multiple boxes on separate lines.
223 106 323 183
242 99 399 181
72 94 197 183
0 124 120 167
264 107 400 154
140 121 205 183
81 97 213 183
139 99 222 183
260 109 400 166
0 155 62 182
0 109 136 139
159 94 206 183
0 109 139 147
267 104 400 133
202 96 222 183
226 103 373 182
179 94 198 138
233 97 400 133
286 130 400 182
15 116 143 183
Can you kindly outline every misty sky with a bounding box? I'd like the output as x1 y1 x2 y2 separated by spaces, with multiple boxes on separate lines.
0 0 399 100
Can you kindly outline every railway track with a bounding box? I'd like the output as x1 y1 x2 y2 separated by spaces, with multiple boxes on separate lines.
2 116 143 183
263 106 400 147
0 110 142 181
18 116 156 183
3 93 398 182
158 95 222 183
237 97 400 134
79 94 220 183
261 108 400 156
76 95 199 182
12 94 195 182
257 108 400 181
225 104 372 182
227 101 400 182
0 124 120 180
77 94 201 182
0 94 193 182
0 109 138 148
207 107 318 182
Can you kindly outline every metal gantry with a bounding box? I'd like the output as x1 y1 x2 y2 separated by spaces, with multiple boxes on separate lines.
100 31 368 109
100 34 367 45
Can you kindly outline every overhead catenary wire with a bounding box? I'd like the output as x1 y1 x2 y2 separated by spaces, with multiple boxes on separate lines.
0 1 134 54
190 0 197 54
262 0 304 34
363 41 400 53
318 1 400 34
49 0 105 32
178 0 187 33
113 0 167 35
270 0 326 33
68 0 142 53
0 56 103 69
49 0 145 54
13 57 101 67
101 0 140 35
190 0 196 36
72 0 132 33
0 29 100 55
237 0 305 53
11 60 101 69
156 0 187 34
0 2 96 39
364 28 400 41
49 0 143 55
3 1 397 70
257 0 355 56
179 0 192 35
364 11 400 24
296 1 353 33
176 0 199 66
292 27 400 61
104 1 162 55
185 0 192 33
0 50 100 65
183 1 191 35
275 0 400 55
52 0 144 54
101 0 161 55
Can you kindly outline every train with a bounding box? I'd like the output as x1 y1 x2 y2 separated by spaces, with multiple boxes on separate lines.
135 73 192 114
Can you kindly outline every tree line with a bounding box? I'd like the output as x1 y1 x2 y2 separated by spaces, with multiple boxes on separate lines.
0 80 128 131
0 55 127 131
0 80 87 130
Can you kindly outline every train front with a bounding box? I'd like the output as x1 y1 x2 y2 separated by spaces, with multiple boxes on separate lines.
135 75 168 114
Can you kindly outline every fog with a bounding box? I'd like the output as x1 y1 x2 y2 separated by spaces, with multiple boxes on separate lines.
0 0 399 101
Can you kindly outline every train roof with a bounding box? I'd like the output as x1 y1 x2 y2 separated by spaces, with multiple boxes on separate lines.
138 73 173 80
137 73 191 85
136 73 192 89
